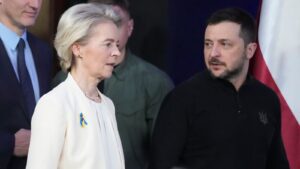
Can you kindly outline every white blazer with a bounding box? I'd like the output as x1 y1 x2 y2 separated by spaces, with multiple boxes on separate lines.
26 74 125 169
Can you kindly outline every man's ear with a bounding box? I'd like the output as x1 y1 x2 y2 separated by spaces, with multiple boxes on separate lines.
127 19 134 37
246 42 257 59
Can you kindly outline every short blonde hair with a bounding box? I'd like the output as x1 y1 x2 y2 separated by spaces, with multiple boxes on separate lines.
54 3 120 71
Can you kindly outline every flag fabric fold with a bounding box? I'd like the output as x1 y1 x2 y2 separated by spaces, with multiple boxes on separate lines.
251 0 300 168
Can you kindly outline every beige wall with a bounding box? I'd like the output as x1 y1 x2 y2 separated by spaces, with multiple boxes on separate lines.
29 0 53 43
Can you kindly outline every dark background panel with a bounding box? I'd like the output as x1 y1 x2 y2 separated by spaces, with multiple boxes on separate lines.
127 0 168 71
35 0 259 83
168 0 259 84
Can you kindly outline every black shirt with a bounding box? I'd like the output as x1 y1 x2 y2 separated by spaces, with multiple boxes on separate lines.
149 70 289 169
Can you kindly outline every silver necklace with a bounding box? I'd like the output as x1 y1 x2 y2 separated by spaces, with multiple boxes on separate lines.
85 92 101 103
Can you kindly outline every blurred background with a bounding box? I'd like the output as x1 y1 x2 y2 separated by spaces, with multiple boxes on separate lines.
30 0 259 84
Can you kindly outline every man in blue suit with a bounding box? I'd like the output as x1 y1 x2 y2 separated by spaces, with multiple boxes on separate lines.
0 0 53 168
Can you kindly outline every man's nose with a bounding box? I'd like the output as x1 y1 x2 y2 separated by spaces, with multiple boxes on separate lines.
210 45 220 57
29 0 41 9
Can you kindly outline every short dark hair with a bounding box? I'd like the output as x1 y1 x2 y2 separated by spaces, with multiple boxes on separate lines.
206 8 257 44
88 0 131 16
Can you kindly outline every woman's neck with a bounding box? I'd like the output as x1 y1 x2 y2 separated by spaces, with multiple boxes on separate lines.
70 68 101 102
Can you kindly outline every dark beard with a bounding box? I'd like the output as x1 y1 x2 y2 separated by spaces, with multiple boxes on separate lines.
208 57 245 81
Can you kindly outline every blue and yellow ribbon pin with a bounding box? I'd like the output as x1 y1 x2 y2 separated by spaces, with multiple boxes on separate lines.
80 112 88 128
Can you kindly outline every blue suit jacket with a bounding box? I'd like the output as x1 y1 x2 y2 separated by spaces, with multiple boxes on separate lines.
0 33 53 169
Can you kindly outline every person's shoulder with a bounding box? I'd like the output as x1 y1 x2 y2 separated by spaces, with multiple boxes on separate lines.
34 86 63 119
33 80 70 123
27 32 52 49
249 77 279 99
129 54 163 73
178 71 207 88
129 53 174 83
169 72 205 97
37 77 78 117
39 80 67 103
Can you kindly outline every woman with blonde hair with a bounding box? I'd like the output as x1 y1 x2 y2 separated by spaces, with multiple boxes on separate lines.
26 3 125 169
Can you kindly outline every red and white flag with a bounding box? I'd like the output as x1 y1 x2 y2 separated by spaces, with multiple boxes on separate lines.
251 0 300 168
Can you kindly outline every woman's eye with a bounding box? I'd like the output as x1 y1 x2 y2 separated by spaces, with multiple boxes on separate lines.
106 43 112 47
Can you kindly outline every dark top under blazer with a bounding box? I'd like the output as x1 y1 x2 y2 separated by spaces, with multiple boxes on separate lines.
0 33 53 169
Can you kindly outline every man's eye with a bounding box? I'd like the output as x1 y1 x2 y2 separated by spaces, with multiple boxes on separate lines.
205 42 213 48
222 42 231 48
